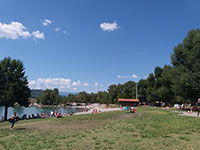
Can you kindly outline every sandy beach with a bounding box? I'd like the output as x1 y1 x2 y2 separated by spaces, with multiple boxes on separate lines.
178 111 200 117
74 104 121 115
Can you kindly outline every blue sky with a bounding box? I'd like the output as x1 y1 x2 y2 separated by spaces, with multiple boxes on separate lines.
0 0 200 92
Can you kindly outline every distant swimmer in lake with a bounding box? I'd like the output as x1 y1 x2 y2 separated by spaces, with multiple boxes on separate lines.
9 112 19 130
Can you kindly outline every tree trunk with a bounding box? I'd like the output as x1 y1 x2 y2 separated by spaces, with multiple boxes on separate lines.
4 106 8 121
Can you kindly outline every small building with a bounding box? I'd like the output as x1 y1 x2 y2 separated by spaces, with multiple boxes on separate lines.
118 99 139 107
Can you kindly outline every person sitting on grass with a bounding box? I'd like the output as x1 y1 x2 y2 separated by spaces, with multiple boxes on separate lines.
69 111 73 116
36 113 40 118
50 111 54 117
28 115 31 119
40 113 45 118
32 114 35 119
46 113 50 118
92 109 98 114
9 112 18 130
22 114 27 120
56 112 62 118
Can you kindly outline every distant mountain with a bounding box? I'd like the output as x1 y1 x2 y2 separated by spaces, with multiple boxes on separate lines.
30 89 77 98
59 92 78 96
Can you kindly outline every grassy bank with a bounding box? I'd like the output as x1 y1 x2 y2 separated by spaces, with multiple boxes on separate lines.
0 107 200 150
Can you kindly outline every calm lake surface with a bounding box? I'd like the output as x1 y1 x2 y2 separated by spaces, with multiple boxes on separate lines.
0 106 84 120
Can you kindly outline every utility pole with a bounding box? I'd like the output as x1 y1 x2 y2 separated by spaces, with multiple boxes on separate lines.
136 82 138 99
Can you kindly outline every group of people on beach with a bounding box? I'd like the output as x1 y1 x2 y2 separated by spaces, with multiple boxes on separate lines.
8 111 75 130
121 106 136 113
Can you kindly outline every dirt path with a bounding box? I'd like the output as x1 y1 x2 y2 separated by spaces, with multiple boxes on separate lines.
179 111 200 117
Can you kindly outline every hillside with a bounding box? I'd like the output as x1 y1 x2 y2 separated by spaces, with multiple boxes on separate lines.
30 89 77 98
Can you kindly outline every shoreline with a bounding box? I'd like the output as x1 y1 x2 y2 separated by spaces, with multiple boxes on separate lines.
0 104 120 121
75 107 121 115
0 107 121 122
31 103 118 110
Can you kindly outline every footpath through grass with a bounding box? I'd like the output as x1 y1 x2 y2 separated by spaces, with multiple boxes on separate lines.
1 107 200 150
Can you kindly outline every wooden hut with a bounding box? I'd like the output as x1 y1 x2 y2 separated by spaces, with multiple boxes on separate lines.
118 99 139 107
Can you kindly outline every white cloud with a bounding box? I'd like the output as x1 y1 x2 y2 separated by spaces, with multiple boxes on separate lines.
55 27 61 31
100 22 119 31
32 30 44 40
72 80 81 87
72 81 90 87
29 78 71 91
0 21 44 40
29 78 104 92
83 82 89 87
42 19 52 26
131 74 138 79
94 82 99 87
117 74 139 79
0 21 31 39
73 87 78 91
117 75 122 79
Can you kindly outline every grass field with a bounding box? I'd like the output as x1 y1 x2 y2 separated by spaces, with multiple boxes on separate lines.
1 107 200 150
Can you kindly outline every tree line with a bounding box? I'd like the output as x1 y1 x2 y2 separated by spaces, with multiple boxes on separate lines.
38 82 137 105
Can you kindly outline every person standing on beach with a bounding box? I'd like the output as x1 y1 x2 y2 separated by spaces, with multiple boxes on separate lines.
9 112 18 130
197 99 200 116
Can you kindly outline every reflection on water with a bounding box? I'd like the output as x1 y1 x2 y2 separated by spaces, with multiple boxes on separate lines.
0 108 3 116
0 106 83 119
13 107 24 116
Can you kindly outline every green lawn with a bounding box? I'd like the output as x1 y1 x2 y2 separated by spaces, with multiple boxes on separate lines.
0 107 200 150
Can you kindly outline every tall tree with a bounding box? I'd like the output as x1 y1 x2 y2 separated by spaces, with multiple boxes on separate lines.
76 91 90 104
145 65 175 105
122 81 136 99
0 57 30 121
171 29 200 104
138 79 147 103
96 91 111 104
159 65 175 105
146 73 157 103
39 88 60 105
108 84 121 103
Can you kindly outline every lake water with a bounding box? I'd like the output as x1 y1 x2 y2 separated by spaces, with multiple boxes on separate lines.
0 106 84 120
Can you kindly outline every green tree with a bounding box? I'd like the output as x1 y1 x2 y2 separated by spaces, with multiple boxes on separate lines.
108 82 137 103
171 29 200 104
146 73 157 103
76 91 90 104
39 89 51 105
159 65 175 105
90 92 97 103
67 94 76 104
39 88 60 105
0 57 30 121
138 79 147 103
96 91 111 104
51 88 60 104
122 81 136 99
108 84 121 103
146 65 175 105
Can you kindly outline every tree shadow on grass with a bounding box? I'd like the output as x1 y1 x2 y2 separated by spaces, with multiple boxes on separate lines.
15 128 26 130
